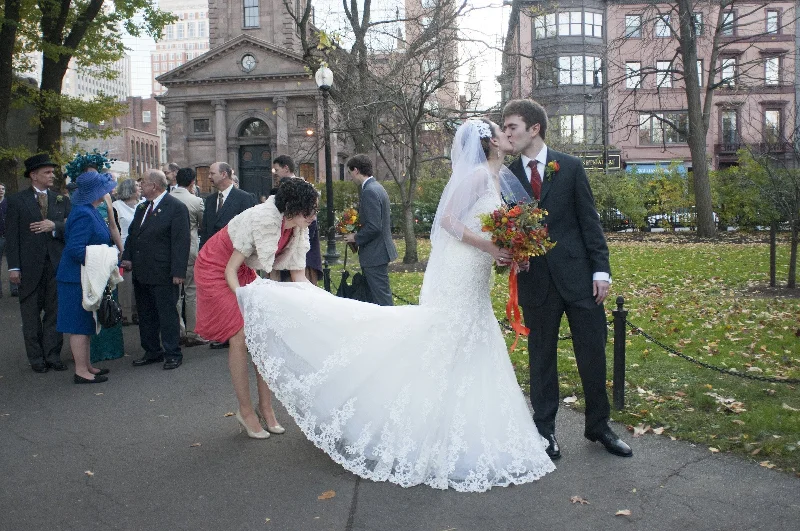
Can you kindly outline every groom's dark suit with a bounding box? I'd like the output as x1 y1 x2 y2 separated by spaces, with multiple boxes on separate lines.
509 149 611 436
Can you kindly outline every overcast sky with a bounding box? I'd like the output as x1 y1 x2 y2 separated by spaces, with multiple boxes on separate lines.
123 1 509 107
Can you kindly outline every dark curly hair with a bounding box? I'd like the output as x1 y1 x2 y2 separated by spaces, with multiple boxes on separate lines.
274 178 318 218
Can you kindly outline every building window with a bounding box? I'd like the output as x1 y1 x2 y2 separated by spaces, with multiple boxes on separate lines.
693 12 704 36
585 12 602 37
244 0 259 28
766 10 779 34
558 11 582 36
764 110 781 144
625 15 641 38
655 15 671 37
721 11 735 36
558 115 585 144
239 118 269 136
536 60 558 87
559 56 585 85
697 60 703 86
656 60 672 88
142 111 151 123
765 57 780 86
586 56 602 86
625 62 641 89
199 21 207 38
720 58 737 87
639 113 688 145
721 110 738 144
296 113 314 129
534 13 556 39
193 118 210 133
166 25 174 40
188 22 196 38
177 24 185 39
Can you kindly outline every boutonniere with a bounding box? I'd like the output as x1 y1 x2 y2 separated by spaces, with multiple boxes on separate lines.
545 161 560 182
56 195 64 203
137 203 147 210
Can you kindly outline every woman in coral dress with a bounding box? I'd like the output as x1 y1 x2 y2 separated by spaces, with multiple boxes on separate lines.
195 179 318 439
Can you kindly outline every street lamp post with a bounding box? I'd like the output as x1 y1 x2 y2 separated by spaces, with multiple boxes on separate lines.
315 65 340 285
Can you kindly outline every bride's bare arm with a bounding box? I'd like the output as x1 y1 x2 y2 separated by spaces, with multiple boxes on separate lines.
225 250 247 293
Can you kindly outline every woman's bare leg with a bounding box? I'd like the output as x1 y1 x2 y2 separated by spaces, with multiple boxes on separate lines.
228 328 261 432
255 369 280 428
70 334 93 379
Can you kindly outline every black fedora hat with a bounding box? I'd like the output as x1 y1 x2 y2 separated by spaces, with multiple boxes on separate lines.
24 153 58 178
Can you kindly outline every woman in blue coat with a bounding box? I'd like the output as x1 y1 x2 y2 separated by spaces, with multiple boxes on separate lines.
56 171 117 383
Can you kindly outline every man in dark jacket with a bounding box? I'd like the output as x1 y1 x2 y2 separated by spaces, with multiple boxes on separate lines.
121 169 190 370
5 154 71 372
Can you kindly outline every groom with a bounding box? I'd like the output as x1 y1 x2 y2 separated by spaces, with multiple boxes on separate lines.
503 99 632 459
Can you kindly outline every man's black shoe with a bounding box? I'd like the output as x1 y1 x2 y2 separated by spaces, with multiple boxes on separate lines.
585 426 633 457
31 362 49 373
10 290 19 297
132 355 164 367
163 358 182 370
541 433 561 460
47 361 68 371
209 341 229 350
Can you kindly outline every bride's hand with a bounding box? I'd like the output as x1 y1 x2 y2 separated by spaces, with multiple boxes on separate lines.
488 244 512 266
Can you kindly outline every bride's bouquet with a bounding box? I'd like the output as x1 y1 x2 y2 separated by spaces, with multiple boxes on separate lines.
336 207 360 252
479 201 556 351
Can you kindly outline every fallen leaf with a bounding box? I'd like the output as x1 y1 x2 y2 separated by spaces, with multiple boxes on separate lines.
759 461 776 469
570 496 590 505
84 470 94 477
318 490 336 500
563 396 578 404
782 403 799 412
190 442 201 447
652 427 665 435
615 509 632 516
709 447 719 453
94 393 104 396
265 518 270 523
751 448 762 456
633 423 651 437
731 419 745 425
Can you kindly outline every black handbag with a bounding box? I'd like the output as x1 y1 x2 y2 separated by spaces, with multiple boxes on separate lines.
97 284 122 328
335 245 373 302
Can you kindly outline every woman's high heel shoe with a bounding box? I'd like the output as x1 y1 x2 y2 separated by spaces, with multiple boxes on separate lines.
256 409 285 435
235 411 270 439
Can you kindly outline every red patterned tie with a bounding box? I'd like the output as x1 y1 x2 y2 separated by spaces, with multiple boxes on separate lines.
527 160 542 201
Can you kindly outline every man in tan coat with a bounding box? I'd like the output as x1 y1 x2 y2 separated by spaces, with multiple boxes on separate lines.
171 168 205 347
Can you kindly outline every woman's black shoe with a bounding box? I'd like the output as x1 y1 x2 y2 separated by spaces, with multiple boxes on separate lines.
74 374 109 384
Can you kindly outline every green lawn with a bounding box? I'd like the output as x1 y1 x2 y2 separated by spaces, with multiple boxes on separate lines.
326 235 800 474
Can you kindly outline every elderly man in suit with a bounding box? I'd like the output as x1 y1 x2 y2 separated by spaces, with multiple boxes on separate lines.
6 154 71 372
171 168 205 348
121 169 190 370
503 99 631 460
199 161 256 249
344 154 397 306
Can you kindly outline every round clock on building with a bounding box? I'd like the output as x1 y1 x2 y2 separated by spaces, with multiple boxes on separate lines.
241 54 257 73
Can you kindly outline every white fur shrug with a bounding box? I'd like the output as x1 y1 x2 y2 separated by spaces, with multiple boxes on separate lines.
226 196 310 272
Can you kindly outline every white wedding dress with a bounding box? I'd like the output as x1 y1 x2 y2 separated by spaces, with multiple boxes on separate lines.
237 185 555 492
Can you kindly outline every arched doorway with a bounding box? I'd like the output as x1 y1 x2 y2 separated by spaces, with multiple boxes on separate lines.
238 118 271 198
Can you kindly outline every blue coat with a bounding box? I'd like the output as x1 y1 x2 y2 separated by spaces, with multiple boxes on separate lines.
56 204 112 284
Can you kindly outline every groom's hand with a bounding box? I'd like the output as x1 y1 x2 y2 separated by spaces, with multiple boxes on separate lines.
593 280 610 304
344 233 356 243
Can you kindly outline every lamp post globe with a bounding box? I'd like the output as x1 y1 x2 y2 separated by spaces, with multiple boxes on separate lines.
316 64 340 278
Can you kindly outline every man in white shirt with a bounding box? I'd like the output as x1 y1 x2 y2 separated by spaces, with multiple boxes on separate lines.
503 99 631 460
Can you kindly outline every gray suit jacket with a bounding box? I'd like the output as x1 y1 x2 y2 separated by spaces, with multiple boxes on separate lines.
170 187 203 261
355 178 397 267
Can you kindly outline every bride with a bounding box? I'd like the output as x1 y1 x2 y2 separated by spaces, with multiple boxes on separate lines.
237 119 556 492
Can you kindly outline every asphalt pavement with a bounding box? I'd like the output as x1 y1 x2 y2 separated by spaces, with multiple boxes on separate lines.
1 265 799 531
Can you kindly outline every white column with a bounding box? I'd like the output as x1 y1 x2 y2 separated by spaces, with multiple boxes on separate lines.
212 99 227 163
274 96 289 155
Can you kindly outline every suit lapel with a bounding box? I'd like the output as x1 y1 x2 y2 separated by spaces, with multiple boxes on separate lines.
24 187 43 221
540 150 559 204
509 158 534 200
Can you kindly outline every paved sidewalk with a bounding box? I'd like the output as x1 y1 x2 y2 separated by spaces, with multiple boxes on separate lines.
0 288 798 531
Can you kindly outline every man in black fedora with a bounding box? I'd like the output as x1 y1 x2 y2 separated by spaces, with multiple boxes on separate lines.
6 154 71 372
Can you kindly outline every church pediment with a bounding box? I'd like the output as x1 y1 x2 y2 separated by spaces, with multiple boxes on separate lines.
157 34 309 86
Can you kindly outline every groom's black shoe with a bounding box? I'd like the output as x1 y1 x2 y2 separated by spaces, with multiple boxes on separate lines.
585 426 633 457
542 433 561 460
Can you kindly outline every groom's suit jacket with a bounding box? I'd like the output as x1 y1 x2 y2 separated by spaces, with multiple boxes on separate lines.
508 149 610 307
355 178 397 268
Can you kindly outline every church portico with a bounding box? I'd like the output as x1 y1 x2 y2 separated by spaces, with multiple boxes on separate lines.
157 20 347 196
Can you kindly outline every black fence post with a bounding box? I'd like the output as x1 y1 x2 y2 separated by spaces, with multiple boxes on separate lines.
323 259 331 293
612 296 628 410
